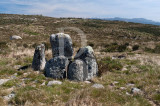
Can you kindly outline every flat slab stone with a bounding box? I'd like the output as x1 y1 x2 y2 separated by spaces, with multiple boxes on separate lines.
47 81 62 86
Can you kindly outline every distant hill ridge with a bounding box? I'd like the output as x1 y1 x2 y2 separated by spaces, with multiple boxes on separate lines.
91 17 160 26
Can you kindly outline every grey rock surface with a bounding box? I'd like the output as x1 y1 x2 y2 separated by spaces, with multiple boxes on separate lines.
47 81 62 86
4 92 15 101
68 59 87 81
75 46 98 80
0 79 10 85
45 56 69 79
32 44 46 71
131 88 143 95
50 33 73 58
10 35 22 40
92 84 104 89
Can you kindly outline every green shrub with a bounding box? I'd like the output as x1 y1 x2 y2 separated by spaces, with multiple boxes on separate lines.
98 57 123 76
42 42 51 50
103 43 127 52
144 45 160 53
118 45 127 52
88 42 94 47
23 43 28 48
154 45 160 53
0 42 8 49
132 45 139 51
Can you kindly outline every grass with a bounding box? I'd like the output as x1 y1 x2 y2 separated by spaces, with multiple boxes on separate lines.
23 29 39 36
98 57 123 76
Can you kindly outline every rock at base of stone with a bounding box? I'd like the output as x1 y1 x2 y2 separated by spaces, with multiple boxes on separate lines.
32 44 46 71
45 56 69 79
50 33 73 58
68 59 88 81
75 46 98 80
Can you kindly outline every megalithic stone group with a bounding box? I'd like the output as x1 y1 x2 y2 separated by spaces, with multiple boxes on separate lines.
32 33 98 81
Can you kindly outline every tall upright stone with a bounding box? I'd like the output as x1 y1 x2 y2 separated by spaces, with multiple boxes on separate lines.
74 46 98 80
68 59 88 81
32 44 46 71
45 56 69 79
50 33 73 59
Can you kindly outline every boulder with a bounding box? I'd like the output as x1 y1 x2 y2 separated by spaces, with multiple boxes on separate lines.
10 35 22 40
68 59 88 81
32 44 46 71
50 33 73 58
75 46 98 80
45 56 69 79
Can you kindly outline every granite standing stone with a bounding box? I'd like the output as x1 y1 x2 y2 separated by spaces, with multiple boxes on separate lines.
32 44 46 71
74 46 98 80
45 56 69 79
68 59 88 81
50 33 73 58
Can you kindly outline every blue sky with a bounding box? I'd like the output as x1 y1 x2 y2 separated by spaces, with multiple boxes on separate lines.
0 0 160 21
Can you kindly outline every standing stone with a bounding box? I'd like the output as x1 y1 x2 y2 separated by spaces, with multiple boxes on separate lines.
45 56 69 79
75 46 98 80
50 33 73 58
68 59 88 81
32 44 46 71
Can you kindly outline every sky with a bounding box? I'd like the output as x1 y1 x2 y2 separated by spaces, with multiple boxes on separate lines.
0 0 160 22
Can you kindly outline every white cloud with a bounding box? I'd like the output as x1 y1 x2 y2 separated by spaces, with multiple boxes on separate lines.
0 0 160 21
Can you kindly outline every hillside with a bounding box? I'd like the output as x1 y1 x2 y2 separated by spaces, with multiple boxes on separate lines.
97 17 160 26
0 14 160 106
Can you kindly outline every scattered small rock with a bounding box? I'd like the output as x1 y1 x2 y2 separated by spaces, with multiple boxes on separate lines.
113 81 119 84
47 81 62 86
23 72 31 77
41 82 46 86
110 81 118 86
131 88 143 95
10 35 22 40
14 65 21 69
122 67 128 71
84 81 91 84
0 79 10 85
92 84 104 89
3 92 15 101
120 87 126 90
126 83 135 87
126 92 131 96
